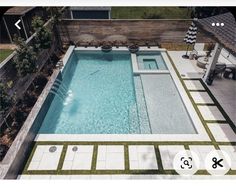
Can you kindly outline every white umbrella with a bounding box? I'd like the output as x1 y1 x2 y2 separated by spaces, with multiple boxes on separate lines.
183 20 198 58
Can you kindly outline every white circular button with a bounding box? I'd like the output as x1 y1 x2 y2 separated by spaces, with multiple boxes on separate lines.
216 23 220 26
205 150 231 176
212 23 215 26
173 150 200 176
221 23 224 26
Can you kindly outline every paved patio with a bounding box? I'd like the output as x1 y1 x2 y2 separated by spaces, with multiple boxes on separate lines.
168 51 236 126
17 49 236 179
206 78 236 125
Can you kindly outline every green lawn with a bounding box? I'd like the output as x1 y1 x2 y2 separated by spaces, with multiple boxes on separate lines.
111 7 192 19
0 49 14 63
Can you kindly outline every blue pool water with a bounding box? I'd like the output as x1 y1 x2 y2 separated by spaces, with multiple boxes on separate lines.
38 50 197 134
143 59 158 69
39 51 140 134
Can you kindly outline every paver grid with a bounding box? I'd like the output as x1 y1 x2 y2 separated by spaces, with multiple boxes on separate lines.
129 145 158 170
62 145 94 170
21 53 236 177
96 145 125 170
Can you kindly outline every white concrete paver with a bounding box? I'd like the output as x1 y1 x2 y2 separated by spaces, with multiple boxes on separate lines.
62 145 94 170
129 145 158 170
184 80 205 91
190 92 214 104
219 145 236 170
96 145 125 170
159 145 185 170
198 105 225 121
189 145 215 169
208 123 236 142
28 145 63 171
168 51 205 79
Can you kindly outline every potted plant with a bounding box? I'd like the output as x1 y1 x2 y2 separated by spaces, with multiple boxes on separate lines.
128 44 139 53
101 42 112 52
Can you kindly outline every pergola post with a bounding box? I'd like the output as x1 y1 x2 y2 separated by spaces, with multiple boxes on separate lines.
203 42 222 82
21 16 28 39
2 17 13 43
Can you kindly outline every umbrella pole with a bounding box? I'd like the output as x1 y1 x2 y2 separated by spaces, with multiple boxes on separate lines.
182 44 190 59
186 44 189 55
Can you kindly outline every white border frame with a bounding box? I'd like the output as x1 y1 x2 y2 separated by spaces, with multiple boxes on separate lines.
36 46 210 142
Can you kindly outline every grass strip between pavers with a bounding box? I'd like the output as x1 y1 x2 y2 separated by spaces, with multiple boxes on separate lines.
124 144 130 171
154 145 164 172
91 145 98 171
57 145 68 171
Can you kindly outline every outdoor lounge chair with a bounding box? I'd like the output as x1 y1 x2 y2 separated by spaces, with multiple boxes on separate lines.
214 64 227 77
206 64 226 85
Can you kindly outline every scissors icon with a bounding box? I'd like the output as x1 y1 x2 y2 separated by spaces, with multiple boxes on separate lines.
212 157 223 169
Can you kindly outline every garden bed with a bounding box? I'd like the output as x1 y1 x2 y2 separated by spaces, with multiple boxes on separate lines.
0 60 56 161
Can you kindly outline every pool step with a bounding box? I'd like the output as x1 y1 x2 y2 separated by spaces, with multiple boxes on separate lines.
133 76 151 134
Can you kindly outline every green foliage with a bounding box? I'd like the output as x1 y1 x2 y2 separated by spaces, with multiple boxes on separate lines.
13 36 37 77
32 16 52 50
0 49 13 62
111 7 192 19
0 81 11 111
46 7 63 24
142 12 163 19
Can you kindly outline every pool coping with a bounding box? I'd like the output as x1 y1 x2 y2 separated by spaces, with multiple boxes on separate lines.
35 46 210 142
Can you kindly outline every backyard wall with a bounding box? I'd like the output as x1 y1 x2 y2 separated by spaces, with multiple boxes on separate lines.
58 19 215 45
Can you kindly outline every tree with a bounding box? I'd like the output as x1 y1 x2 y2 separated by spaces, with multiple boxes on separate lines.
32 16 52 50
0 81 11 112
13 36 37 77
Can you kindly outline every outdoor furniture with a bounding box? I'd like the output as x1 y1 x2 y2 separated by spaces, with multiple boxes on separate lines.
206 64 226 85
214 64 226 77
188 43 206 60
197 57 209 69
128 44 139 53
224 66 236 80
101 45 112 52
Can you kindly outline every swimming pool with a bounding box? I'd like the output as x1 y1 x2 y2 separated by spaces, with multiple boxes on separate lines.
39 51 140 134
38 49 196 134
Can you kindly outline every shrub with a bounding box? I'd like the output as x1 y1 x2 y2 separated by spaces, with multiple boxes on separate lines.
13 36 37 77
0 81 11 111
32 16 52 50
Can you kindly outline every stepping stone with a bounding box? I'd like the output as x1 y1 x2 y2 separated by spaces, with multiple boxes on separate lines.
129 145 158 170
190 92 214 104
184 80 205 91
219 145 236 170
189 145 215 169
28 145 63 171
62 145 94 170
159 145 185 170
198 105 225 121
208 123 236 142
96 145 125 170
